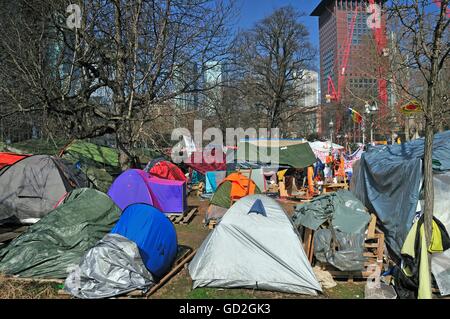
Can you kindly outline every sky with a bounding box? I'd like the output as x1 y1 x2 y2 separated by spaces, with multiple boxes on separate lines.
233 0 323 69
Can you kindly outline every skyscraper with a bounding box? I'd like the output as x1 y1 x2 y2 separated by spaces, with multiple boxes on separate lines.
312 0 388 139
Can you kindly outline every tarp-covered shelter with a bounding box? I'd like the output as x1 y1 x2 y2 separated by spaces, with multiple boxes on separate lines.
0 155 90 224
108 169 187 213
237 139 316 169
65 203 177 298
60 140 120 192
351 130 450 261
0 188 121 278
292 190 371 271
189 195 322 295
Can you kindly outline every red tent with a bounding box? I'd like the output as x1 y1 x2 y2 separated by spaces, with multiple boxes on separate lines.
0 152 29 170
184 149 227 175
148 160 187 182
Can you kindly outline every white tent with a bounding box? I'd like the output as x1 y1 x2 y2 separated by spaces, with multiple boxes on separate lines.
188 195 322 295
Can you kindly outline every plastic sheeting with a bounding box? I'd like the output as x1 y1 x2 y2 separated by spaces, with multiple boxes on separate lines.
351 130 450 260
314 230 367 271
431 172 450 296
189 195 322 295
65 233 154 299
292 191 371 271
0 188 121 278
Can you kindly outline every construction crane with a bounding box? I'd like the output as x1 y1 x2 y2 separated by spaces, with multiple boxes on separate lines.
325 0 388 133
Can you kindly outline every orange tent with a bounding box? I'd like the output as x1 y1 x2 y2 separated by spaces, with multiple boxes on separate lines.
224 172 258 200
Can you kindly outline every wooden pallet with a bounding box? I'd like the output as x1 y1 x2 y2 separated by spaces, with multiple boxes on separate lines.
167 207 198 225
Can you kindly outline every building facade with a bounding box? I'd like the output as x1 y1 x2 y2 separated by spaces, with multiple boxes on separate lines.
312 0 388 140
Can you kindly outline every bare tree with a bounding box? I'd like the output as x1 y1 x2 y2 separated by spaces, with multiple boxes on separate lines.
389 0 450 285
235 6 316 133
0 0 236 169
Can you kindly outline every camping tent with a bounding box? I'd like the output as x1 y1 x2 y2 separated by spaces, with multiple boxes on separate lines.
108 169 187 213
206 172 261 223
0 152 29 170
205 171 226 193
189 194 322 295
0 188 121 278
237 139 316 169
145 159 186 182
65 203 177 298
0 155 90 224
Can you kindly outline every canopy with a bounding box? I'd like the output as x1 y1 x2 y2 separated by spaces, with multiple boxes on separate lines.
189 194 322 295
237 139 316 168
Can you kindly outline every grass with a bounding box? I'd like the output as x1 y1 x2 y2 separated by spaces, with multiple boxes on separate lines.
0 275 62 299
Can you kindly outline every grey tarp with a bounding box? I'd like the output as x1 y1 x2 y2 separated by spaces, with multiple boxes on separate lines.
189 195 322 295
65 233 154 299
0 188 121 278
351 130 450 260
292 190 371 271
0 155 89 224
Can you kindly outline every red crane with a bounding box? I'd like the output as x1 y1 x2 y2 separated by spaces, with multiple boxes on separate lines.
325 1 388 133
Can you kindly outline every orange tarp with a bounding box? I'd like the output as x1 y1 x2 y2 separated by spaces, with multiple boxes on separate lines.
223 172 258 200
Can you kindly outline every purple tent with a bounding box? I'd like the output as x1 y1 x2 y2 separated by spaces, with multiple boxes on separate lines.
108 169 186 214
107 169 153 211
147 177 186 213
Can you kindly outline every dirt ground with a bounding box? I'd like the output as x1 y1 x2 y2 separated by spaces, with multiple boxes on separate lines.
0 194 366 299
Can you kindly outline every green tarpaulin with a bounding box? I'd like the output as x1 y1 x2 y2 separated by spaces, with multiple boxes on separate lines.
237 140 316 169
65 140 119 167
0 188 121 278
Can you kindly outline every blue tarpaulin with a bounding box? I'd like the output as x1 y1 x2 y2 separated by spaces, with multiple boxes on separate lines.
351 130 450 260
111 203 178 278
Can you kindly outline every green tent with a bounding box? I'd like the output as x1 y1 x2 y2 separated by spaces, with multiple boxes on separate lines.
210 181 261 209
237 140 316 169
0 188 121 279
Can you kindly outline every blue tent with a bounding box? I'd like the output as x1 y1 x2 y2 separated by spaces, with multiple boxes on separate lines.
111 203 177 278
351 130 450 261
